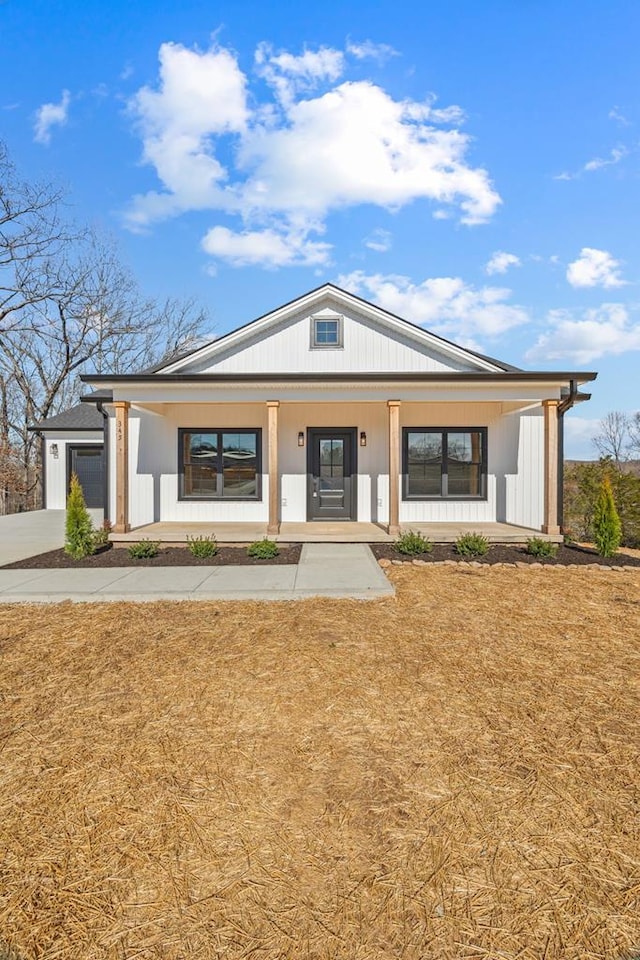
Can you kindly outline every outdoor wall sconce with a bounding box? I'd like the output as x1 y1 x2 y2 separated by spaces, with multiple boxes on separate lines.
298 431 305 447
50 443 59 459
360 431 367 447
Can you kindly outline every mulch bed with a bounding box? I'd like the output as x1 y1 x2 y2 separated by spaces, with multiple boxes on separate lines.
370 541 640 566
3 543 302 570
5 541 640 570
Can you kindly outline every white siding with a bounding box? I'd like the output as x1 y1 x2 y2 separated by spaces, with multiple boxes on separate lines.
503 408 545 530
126 404 270 525
192 306 477 375
43 431 103 509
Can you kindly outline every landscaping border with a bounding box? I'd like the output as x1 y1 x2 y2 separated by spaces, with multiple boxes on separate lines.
370 542 640 568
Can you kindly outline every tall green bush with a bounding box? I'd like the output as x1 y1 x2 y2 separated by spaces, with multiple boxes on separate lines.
65 473 95 559
564 458 640 548
592 475 622 557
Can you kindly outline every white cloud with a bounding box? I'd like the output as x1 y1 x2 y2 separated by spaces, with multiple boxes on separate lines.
609 106 631 127
526 303 640 364
566 247 625 289
255 43 345 105
346 39 399 63
126 39 501 265
364 228 392 252
338 270 529 345
126 42 248 229
583 146 628 172
485 251 521 275
201 225 331 267
33 90 71 145
555 145 628 180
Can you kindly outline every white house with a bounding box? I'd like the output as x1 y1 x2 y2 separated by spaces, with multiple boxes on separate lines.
34 284 596 539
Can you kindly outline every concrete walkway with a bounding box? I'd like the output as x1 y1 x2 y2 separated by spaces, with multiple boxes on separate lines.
0 543 394 603
0 509 103 565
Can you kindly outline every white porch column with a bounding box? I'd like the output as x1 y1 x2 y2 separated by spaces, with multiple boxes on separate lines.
542 399 560 535
388 400 401 537
113 401 130 533
267 401 280 535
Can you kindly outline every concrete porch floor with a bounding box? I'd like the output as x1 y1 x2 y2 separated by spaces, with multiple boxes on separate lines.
110 520 561 544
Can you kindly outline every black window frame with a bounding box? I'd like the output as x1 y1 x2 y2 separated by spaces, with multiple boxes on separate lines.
402 427 488 501
178 427 262 501
310 314 343 349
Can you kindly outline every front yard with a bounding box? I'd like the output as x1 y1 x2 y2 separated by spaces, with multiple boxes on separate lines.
1 565 639 959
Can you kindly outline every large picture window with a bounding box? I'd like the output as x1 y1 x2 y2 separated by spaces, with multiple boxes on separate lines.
179 429 261 500
403 428 487 500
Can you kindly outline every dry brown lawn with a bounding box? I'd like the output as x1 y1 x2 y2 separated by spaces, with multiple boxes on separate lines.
1 565 639 960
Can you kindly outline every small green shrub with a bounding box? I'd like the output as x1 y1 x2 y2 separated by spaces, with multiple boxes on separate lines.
247 537 279 559
187 534 218 558
592 476 622 557
92 519 112 550
128 539 160 559
65 473 95 559
525 537 558 559
394 529 433 555
455 532 490 558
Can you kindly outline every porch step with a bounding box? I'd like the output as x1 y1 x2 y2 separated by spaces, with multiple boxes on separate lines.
109 521 561 545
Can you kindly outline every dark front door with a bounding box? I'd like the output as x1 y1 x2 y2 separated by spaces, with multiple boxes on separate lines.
68 445 104 508
307 428 357 521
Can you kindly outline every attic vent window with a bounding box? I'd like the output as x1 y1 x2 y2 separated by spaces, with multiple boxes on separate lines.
311 315 342 349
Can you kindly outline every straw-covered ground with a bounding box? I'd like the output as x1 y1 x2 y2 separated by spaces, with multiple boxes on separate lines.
1 565 639 960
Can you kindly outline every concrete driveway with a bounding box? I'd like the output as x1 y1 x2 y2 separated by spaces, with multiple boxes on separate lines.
0 509 103 565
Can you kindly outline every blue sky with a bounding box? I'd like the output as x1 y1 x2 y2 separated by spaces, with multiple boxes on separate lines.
2 0 640 456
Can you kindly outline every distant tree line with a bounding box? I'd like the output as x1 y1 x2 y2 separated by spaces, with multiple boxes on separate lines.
564 411 640 548
0 141 211 514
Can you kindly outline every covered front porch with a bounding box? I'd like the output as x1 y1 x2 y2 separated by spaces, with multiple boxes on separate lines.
106 391 563 538
109 520 562 544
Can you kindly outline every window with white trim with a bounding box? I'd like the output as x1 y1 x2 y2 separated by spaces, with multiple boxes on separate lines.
311 315 342 348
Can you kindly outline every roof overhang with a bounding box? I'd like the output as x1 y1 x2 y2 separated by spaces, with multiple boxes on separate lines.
81 371 597 387
79 371 597 408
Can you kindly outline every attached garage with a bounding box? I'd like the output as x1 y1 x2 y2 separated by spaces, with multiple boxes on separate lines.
67 444 105 508
30 403 106 513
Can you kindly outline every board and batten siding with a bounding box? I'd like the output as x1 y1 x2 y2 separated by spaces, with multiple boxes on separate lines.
113 400 545 529
398 403 544 528
43 430 103 510
122 404 271 527
502 407 545 530
191 307 476 375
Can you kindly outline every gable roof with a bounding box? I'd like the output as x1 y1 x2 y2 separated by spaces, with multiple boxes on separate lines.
154 283 520 376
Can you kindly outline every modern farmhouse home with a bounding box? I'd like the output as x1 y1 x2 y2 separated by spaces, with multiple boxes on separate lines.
33 284 596 540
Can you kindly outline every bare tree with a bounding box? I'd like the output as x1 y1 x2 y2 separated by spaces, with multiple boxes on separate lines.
628 411 640 460
0 142 77 334
0 141 212 512
592 411 630 464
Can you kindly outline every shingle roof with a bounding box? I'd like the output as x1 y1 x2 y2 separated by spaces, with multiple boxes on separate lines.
29 402 104 432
